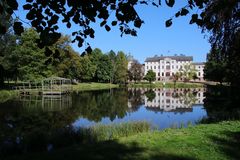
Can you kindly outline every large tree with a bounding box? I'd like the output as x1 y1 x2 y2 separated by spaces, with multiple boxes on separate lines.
204 48 227 84
128 61 143 83
0 30 17 87
79 55 96 82
114 51 128 84
12 28 50 81
96 54 113 82
1 0 239 87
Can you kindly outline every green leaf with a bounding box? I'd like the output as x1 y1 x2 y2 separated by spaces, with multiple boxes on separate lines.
100 20 107 27
105 25 111 32
165 19 172 27
13 22 24 35
7 0 18 10
134 19 142 28
111 21 117 26
165 0 175 7
23 4 32 10
181 8 189 16
175 11 180 17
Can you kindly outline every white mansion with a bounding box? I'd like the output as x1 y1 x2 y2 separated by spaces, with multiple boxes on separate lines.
144 55 205 81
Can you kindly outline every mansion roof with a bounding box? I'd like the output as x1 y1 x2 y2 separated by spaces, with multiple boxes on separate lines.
192 62 205 65
145 55 193 62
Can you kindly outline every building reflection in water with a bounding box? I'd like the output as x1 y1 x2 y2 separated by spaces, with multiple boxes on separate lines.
128 88 205 113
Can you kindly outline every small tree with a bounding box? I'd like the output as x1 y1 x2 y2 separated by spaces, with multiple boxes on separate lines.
128 61 143 83
179 64 197 82
144 70 156 84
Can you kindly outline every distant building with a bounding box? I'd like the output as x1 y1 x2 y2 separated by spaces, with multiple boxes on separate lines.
192 62 205 81
127 55 137 70
144 55 205 81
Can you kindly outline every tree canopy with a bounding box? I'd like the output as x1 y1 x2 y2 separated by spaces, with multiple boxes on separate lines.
144 70 156 84
1 0 238 55
0 29 129 87
128 61 143 83
0 0 239 87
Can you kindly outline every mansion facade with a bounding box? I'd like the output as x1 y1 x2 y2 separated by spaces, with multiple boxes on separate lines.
144 55 205 81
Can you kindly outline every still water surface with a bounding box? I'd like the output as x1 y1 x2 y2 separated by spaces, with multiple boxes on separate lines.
0 88 207 130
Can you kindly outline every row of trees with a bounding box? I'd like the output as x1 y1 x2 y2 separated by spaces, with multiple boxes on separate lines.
0 28 129 87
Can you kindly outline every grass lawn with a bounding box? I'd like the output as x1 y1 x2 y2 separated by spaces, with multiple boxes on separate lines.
6 121 240 160
0 90 17 103
128 82 204 88
72 82 119 91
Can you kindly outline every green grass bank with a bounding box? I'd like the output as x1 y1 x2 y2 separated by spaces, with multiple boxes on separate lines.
128 82 204 88
6 121 240 160
0 83 118 103
72 82 119 91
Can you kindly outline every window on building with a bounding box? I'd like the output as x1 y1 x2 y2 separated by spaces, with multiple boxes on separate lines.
166 92 171 97
166 72 170 77
166 65 170 70
172 65 174 69
176 65 178 69
158 72 160 76
154 66 156 69
158 66 160 69
162 72 164 76
147 66 148 69
151 66 152 69
198 72 201 76
162 66 164 69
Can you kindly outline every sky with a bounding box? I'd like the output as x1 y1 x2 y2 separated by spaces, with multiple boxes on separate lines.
15 1 211 64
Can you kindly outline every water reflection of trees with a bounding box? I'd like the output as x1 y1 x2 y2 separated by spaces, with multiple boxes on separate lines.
127 89 144 112
72 89 129 122
0 97 80 155
202 85 240 123
144 89 156 102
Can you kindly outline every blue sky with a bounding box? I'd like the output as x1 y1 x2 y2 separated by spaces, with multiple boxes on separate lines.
15 1 210 63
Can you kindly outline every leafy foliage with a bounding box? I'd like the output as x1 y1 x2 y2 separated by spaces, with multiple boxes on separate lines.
144 70 156 84
178 64 197 82
96 55 113 82
0 28 17 87
128 61 143 83
114 51 128 84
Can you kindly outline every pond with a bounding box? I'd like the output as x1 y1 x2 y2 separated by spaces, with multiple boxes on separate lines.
1 86 240 155
0 88 207 131
72 88 207 129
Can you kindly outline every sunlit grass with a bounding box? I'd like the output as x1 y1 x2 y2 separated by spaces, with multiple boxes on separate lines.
0 90 17 103
5 121 240 160
72 82 119 91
